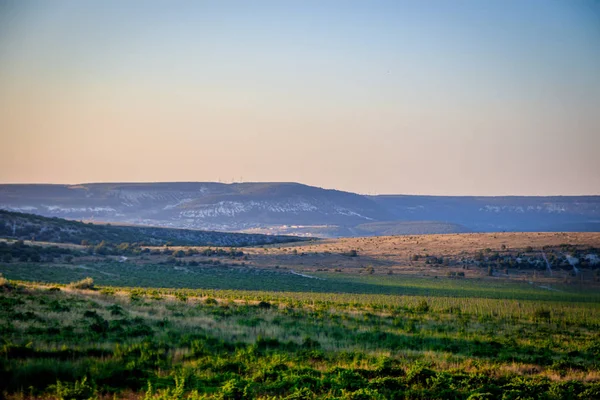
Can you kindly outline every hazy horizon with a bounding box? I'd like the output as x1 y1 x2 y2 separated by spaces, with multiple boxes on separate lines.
1 1 599 196
1 180 600 198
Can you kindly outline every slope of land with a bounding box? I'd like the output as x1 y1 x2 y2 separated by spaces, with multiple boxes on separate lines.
0 210 301 247
1 182 599 236
353 220 472 236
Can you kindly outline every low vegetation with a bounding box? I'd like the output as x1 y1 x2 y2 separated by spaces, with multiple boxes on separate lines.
1 230 599 398
0 210 302 247
1 278 600 399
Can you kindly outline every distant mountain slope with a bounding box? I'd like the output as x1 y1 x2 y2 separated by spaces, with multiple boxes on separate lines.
1 182 599 237
0 182 389 231
371 195 600 232
0 210 302 246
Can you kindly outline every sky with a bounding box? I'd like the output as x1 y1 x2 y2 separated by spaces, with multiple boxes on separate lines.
1 1 599 196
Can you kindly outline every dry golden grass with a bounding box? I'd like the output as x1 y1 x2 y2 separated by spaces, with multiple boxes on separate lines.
133 232 600 286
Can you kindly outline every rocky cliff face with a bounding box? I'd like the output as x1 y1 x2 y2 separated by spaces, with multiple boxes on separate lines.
1 182 599 237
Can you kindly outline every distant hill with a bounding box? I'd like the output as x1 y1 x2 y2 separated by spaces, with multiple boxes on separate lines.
371 195 600 233
0 183 391 236
0 182 599 237
0 210 302 247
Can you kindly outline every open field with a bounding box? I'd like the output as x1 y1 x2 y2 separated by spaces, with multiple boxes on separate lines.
1 231 600 399
1 279 600 399
247 232 600 273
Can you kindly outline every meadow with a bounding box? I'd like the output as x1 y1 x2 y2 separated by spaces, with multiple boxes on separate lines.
1 232 600 399
2 273 600 399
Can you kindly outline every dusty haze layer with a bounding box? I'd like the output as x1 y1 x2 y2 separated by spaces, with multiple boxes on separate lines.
1 1 599 195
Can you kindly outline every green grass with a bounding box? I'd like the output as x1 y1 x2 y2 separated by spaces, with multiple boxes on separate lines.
2 260 600 307
2 258 600 399
1 276 600 399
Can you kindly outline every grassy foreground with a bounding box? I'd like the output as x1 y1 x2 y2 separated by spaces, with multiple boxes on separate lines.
1 276 600 400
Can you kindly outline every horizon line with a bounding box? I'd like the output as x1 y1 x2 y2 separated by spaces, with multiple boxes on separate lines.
0 180 599 197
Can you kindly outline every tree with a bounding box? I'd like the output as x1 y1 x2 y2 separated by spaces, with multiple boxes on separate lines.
346 249 358 257
174 250 186 258
94 241 108 255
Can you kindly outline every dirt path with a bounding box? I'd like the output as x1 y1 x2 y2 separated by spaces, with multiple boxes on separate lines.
290 270 324 280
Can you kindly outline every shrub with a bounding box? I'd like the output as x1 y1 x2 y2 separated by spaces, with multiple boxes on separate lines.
406 363 436 385
107 304 125 316
533 308 551 320
83 310 101 319
329 368 367 391
341 387 385 400
284 387 313 400
68 277 94 290
48 300 71 312
257 301 272 309
302 337 321 349
50 376 95 400
205 297 218 305
143 374 186 400
415 300 430 313
256 336 281 350
99 287 115 296
174 250 186 258
0 274 10 288
219 378 249 400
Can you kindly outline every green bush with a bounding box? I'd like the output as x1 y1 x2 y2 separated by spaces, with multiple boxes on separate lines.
533 308 551 320
219 377 249 400
0 275 10 289
415 299 430 313
50 377 95 400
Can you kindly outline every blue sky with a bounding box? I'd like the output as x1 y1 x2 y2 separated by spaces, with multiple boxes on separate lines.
1 1 599 195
